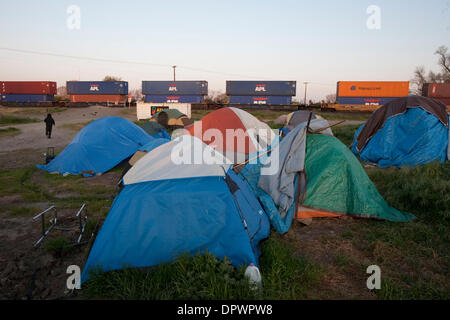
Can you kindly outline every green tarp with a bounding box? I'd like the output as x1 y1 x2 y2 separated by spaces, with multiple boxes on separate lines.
303 134 416 222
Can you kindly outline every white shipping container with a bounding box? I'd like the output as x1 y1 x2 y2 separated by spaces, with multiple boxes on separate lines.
136 103 192 120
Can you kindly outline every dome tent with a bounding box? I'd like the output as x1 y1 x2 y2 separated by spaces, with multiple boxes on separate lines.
151 109 193 128
81 135 270 283
351 96 449 168
37 117 152 177
239 121 415 234
139 121 170 139
280 110 332 137
185 107 277 163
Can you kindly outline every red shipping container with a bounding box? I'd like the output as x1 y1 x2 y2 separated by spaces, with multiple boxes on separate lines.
69 94 127 103
422 83 450 98
0 81 57 95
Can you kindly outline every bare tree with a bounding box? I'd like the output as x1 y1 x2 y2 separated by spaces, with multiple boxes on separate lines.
103 76 122 81
129 89 143 101
411 66 427 95
57 86 67 96
214 93 229 104
412 46 450 94
435 46 450 74
325 93 336 104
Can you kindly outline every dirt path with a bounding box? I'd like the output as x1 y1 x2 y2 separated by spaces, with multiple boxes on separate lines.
0 106 137 153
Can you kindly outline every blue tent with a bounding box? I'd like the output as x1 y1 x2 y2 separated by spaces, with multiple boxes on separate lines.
351 96 449 168
81 136 270 282
37 117 152 176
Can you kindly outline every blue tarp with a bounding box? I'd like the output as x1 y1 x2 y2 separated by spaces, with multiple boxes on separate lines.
37 117 152 176
352 108 449 168
81 171 270 282
239 161 297 234
138 138 171 152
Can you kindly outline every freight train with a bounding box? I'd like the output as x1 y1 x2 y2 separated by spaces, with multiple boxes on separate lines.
329 81 410 111
2 80 449 112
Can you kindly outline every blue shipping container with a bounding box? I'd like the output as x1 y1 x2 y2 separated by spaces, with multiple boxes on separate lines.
142 81 208 95
229 96 292 105
226 81 296 96
336 97 399 106
144 95 205 103
66 81 128 95
1 94 54 102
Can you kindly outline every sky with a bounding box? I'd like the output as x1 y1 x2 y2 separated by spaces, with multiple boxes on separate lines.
0 0 449 101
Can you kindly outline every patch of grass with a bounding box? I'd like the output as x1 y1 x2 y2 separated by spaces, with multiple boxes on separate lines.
0 127 20 138
266 121 283 130
6 205 40 217
333 124 360 146
0 114 39 125
13 107 67 114
82 235 322 300
44 237 74 257
316 111 371 121
346 162 450 299
83 253 254 300
367 162 450 222
61 121 92 132
258 236 322 299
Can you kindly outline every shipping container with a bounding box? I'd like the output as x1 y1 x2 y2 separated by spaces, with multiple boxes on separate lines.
336 96 400 106
142 81 208 95
422 83 450 98
228 95 292 105
336 81 409 98
137 103 192 120
0 94 54 103
226 81 296 96
144 95 205 103
0 81 57 95
69 94 127 103
66 81 128 95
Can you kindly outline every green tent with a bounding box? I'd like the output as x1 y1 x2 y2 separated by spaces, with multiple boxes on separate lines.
301 134 416 221
239 133 415 234
140 121 167 136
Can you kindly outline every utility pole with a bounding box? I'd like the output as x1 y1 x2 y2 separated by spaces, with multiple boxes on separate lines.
172 65 177 81
303 82 309 106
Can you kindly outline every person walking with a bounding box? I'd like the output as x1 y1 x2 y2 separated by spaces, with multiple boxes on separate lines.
44 113 55 139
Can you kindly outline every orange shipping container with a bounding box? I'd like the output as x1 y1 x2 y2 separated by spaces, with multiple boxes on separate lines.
337 81 409 98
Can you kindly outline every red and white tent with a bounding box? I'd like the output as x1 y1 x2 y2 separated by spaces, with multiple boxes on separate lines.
185 107 277 163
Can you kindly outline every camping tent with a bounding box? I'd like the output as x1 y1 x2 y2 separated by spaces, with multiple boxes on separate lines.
238 121 415 234
139 121 171 139
37 117 152 176
279 110 332 137
151 109 193 128
184 107 277 163
81 135 270 282
351 96 449 168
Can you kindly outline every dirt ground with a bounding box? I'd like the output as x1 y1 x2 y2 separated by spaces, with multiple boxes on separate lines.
0 106 136 154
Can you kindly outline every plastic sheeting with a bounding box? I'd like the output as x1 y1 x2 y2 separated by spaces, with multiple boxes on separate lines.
304 134 415 222
352 108 449 168
37 117 152 176
240 134 415 234
81 173 270 282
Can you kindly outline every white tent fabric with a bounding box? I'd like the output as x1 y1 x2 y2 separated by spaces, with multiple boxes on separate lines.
231 107 277 150
258 118 334 218
123 135 231 185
